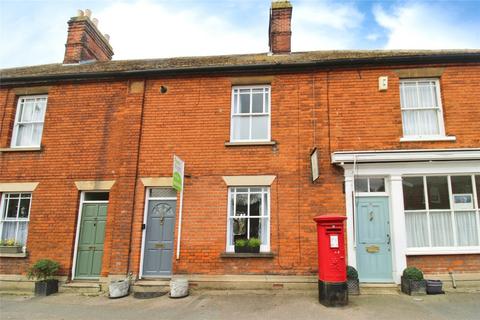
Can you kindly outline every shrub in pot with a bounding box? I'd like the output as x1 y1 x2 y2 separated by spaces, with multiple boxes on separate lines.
401 267 426 296
247 238 261 254
346 265 360 295
0 239 23 254
234 238 249 253
27 259 60 296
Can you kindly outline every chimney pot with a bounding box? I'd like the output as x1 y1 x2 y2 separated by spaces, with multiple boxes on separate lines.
269 0 292 54
85 9 92 18
77 9 84 17
104 34 110 42
92 18 99 26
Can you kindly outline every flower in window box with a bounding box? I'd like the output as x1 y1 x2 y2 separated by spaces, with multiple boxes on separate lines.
234 239 249 253
247 237 261 254
0 239 23 254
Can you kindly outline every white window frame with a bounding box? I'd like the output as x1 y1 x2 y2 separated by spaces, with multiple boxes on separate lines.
399 78 448 141
230 85 271 142
226 187 270 253
11 94 48 148
403 174 480 254
354 176 388 197
0 192 32 251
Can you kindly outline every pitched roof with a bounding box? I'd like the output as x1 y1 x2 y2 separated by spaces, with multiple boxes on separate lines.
1 50 480 84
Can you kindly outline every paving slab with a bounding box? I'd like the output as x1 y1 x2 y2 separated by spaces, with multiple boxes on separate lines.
0 290 479 320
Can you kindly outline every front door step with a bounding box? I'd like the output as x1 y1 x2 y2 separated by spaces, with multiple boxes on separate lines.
360 283 400 295
132 280 170 299
59 282 102 296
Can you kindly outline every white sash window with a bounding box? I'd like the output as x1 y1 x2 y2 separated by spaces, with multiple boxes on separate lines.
11 95 48 148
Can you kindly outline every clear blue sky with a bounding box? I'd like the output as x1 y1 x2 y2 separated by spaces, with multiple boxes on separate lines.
1 0 479 68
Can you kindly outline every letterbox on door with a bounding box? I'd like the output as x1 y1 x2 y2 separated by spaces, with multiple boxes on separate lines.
313 215 348 307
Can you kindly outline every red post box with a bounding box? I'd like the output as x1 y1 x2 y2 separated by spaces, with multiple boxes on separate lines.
313 215 348 307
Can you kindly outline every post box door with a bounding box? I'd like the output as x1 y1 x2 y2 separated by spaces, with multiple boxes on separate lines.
356 197 392 282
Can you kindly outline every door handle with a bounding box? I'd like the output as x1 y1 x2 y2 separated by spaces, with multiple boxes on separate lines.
386 234 391 245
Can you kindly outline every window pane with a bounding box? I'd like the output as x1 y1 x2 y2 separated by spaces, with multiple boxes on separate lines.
402 110 439 136
369 178 385 192
400 82 417 109
250 193 262 216
455 211 478 246
32 100 46 121
239 94 250 113
17 221 28 246
427 176 450 209
232 116 250 140
20 100 34 122
235 194 248 216
451 176 473 194
417 81 436 108
232 217 247 239
150 188 177 198
6 198 19 218
249 218 260 239
252 93 263 113
430 211 454 246
84 192 109 201
405 212 429 247
476 175 480 208
32 124 43 146
1 221 16 241
403 177 425 210
354 178 368 192
251 115 268 140
18 198 30 219
264 91 269 112
16 124 33 146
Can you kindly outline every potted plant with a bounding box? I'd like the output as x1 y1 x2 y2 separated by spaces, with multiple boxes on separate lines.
27 259 60 296
346 265 360 295
401 267 426 296
234 238 249 253
0 239 23 254
247 238 261 254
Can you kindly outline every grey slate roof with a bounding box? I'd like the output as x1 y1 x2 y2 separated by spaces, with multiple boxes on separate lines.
1 50 480 82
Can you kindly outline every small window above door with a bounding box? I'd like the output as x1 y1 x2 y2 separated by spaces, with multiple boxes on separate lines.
84 192 109 201
355 177 386 193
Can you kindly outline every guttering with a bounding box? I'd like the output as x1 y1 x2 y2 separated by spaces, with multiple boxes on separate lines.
331 148 480 164
1 53 480 86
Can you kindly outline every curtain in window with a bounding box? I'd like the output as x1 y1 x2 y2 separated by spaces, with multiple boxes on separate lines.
455 211 478 246
402 110 439 136
405 212 429 247
430 211 454 246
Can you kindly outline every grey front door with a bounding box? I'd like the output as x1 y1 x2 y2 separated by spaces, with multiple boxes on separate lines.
142 200 176 277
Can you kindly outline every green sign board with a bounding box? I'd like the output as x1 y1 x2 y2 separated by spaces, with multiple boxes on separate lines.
172 155 184 192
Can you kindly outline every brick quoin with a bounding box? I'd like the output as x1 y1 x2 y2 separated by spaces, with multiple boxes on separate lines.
1 64 479 278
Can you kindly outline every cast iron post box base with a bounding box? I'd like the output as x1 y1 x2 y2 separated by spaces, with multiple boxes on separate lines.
318 280 348 307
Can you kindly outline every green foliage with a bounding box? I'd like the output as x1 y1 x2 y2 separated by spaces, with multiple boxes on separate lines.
247 238 261 248
346 265 358 279
0 239 18 246
235 238 248 247
27 259 60 282
402 267 424 281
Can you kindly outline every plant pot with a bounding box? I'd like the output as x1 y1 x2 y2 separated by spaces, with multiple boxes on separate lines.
109 278 130 299
0 245 22 254
426 279 444 294
401 276 426 296
34 279 58 296
249 246 260 254
347 278 360 295
234 246 250 253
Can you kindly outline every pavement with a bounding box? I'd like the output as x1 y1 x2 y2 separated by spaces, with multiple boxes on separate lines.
0 290 479 320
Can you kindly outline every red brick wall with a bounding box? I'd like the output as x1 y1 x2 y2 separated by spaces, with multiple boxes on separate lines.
1 63 479 278
407 255 480 274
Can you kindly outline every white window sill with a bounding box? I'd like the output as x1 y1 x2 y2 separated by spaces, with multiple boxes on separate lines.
406 247 480 255
400 136 456 142
0 147 42 152
225 141 276 147
0 252 28 258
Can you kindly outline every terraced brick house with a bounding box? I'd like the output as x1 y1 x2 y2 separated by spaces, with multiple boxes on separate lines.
1 1 479 293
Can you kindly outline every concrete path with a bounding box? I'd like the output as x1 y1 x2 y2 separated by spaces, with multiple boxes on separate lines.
1 290 479 320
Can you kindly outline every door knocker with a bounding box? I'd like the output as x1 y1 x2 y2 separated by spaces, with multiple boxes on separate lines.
369 211 374 221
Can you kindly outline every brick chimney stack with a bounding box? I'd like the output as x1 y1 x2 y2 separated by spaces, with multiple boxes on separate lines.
269 0 292 54
63 9 114 64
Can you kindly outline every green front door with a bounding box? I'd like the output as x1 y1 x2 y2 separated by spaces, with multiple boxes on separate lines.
356 196 393 282
75 203 107 279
